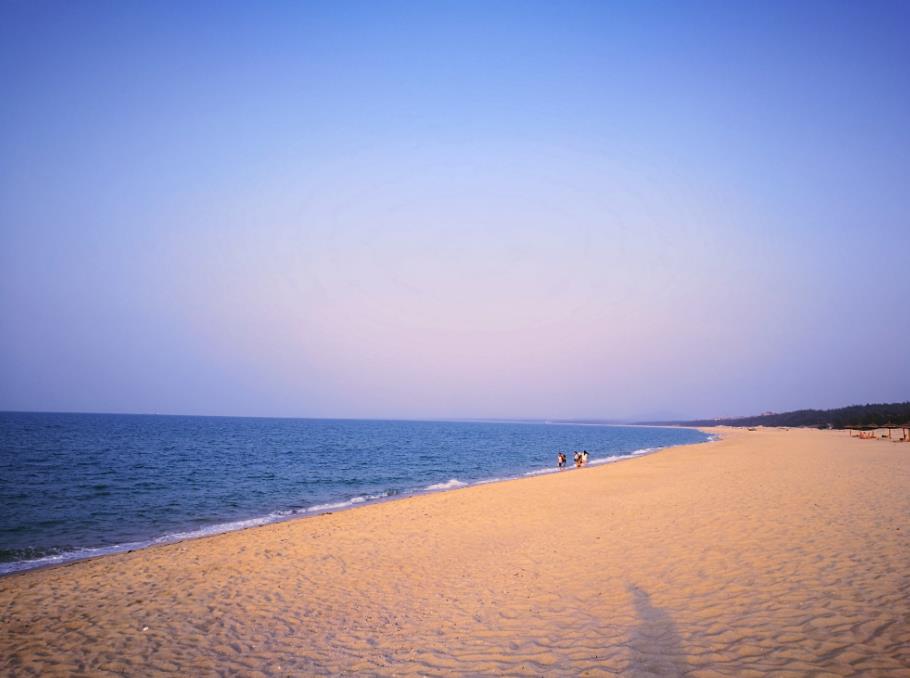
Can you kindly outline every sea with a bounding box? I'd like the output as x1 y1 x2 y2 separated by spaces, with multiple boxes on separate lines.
0 412 712 575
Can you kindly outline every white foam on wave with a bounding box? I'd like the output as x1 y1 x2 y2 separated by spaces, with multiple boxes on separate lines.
473 476 510 485
305 489 401 514
579 447 658 467
1 490 402 576
524 467 561 476
586 456 619 466
0 541 148 575
423 478 468 491
307 496 367 513
153 512 294 543
0 487 411 576
0 510 298 576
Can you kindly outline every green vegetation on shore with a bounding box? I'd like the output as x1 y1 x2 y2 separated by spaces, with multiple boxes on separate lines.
663 402 910 429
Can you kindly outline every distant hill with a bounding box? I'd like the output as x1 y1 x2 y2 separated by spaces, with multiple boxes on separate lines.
648 402 910 429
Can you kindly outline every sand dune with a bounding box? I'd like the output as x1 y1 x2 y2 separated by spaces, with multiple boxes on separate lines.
2 427 909 676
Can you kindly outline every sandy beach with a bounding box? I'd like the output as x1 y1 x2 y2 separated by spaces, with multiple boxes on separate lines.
2 427 908 676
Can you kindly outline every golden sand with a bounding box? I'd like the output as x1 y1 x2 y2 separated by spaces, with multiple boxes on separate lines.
2 428 909 676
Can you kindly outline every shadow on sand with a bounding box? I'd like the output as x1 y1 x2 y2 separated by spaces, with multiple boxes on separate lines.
626 582 688 677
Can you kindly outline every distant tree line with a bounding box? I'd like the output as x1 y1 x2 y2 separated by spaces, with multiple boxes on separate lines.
656 402 910 429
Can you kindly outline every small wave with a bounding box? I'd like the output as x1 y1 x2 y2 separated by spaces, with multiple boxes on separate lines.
149 512 293 544
423 478 467 491
2 489 417 575
524 467 561 476
307 496 368 512
306 490 399 514
587 456 619 466
0 509 298 576
0 539 148 576
587 447 654 465
474 476 510 485
0 544 74 565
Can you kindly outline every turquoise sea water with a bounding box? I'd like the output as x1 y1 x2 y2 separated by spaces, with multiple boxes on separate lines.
0 413 711 574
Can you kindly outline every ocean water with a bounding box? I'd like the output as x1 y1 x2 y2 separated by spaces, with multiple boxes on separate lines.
0 412 711 574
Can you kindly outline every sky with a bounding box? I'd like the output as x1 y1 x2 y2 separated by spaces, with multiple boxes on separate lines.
1 1 908 421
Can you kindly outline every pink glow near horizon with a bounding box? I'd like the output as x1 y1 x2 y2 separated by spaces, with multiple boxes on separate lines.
2 4 908 419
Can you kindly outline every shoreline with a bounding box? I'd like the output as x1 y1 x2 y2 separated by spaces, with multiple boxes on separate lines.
1 428 717 577
4 426 907 675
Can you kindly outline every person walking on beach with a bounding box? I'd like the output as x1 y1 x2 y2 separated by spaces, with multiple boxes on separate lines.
574 451 582 468
582 450 589 465
557 451 566 469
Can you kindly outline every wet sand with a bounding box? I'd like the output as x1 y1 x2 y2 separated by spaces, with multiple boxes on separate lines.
2 427 909 676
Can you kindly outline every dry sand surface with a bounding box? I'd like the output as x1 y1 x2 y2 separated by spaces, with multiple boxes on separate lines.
2 427 909 676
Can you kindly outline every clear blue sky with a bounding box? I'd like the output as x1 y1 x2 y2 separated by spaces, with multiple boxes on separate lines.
1 1 908 420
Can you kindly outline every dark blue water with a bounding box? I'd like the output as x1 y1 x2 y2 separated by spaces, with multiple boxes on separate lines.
0 412 711 574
